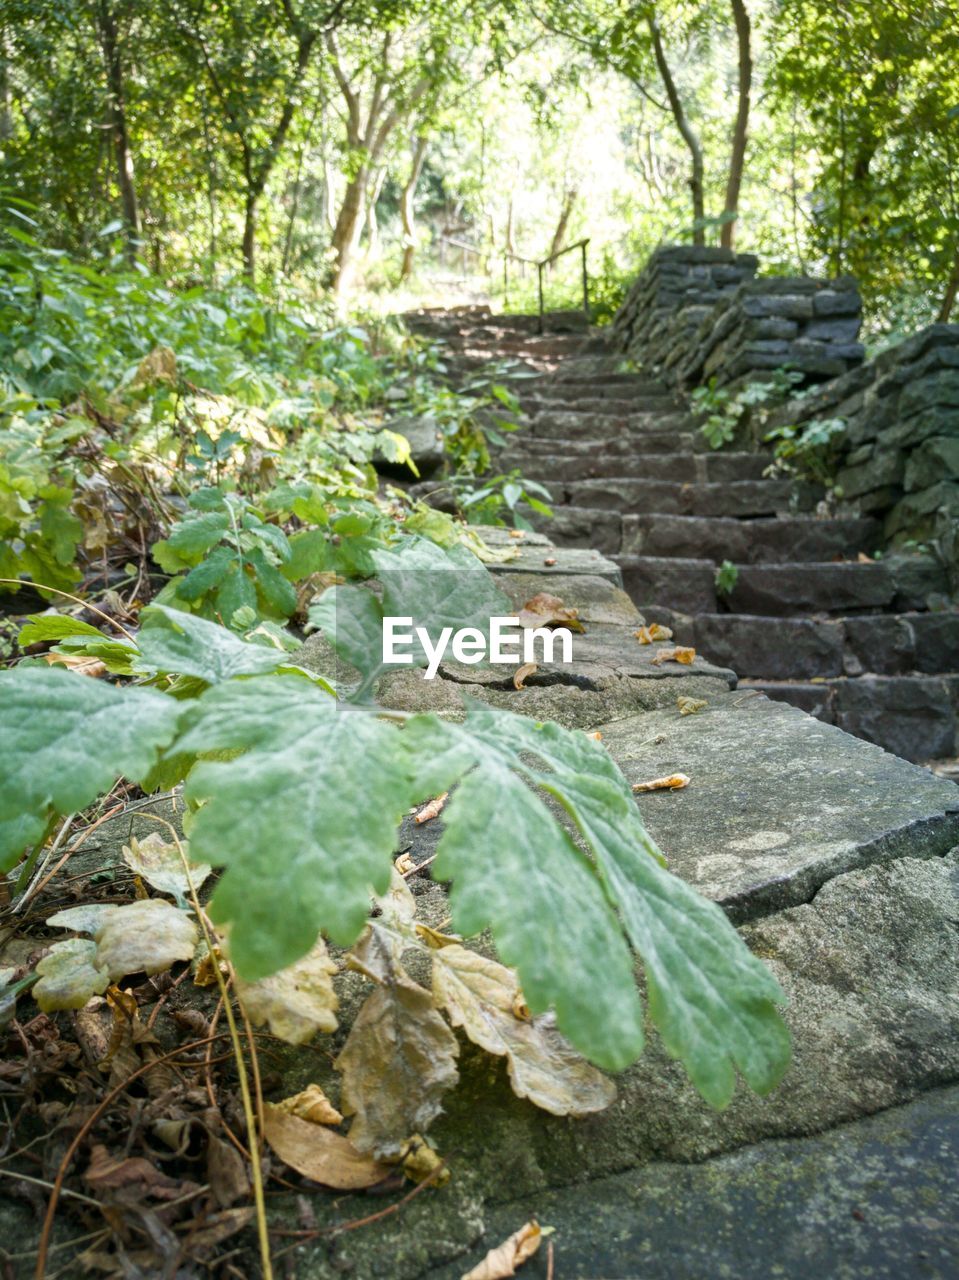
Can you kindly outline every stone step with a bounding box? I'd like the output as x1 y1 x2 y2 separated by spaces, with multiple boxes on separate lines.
536 505 624 554
621 513 882 563
725 555 948 617
632 609 959 683
528 410 694 438
522 382 676 405
568 477 814 517
522 392 680 416
513 452 772 484
742 674 959 762
618 555 719 614
498 430 695 459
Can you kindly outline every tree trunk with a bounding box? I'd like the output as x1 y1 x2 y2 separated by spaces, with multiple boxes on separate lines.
549 186 578 260
399 134 428 281
365 166 387 254
720 0 751 249
505 197 516 255
330 170 367 294
241 191 258 278
323 159 338 230
96 0 139 256
938 252 959 322
647 15 705 245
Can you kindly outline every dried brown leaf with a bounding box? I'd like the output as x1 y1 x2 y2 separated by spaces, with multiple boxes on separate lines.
517 591 584 632
275 1083 343 1127
399 1133 450 1186
433 945 615 1117
263 1103 390 1189
336 972 459 1157
513 662 537 690
42 652 107 678
462 1221 542 1280
235 936 338 1044
632 773 691 793
650 645 696 666
634 624 673 644
415 792 448 824
677 696 708 716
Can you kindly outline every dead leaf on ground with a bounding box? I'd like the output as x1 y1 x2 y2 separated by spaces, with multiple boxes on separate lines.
206 1134 250 1208
513 662 537 690
632 773 691 792
395 851 415 876
634 624 673 644
275 1083 343 1127
83 1143 189 1201
47 904 120 936
94 899 198 980
650 645 696 665
33 939 109 1012
462 1220 542 1280
415 792 448 824
235 936 338 1044
543 556 557 566
42 652 107 678
508 530 525 539
433 945 615 1117
398 1133 450 1185
336 970 459 1157
263 1103 390 1189
677 696 708 716
121 833 211 906
516 592 584 632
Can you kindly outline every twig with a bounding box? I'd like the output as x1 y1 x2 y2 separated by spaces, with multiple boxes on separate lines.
0 579 137 644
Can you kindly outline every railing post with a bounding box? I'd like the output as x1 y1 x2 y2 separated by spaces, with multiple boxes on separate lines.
581 241 589 319
537 263 545 334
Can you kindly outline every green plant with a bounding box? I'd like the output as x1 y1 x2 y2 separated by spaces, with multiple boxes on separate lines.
692 370 805 451
450 469 553 529
715 559 739 595
2 537 790 1105
764 416 848 489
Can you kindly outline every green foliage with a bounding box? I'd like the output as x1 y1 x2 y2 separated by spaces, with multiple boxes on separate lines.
692 371 805 451
765 417 848 491
0 536 790 1100
449 469 553 530
715 560 739 596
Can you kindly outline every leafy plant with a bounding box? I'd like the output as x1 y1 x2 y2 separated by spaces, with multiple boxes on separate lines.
692 370 805 451
2 537 790 1105
764 416 848 490
448 468 553 529
715 559 739 595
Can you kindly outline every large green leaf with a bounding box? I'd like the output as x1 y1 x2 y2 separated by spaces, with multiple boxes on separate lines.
0 667 183 870
434 701 790 1105
136 603 283 682
173 676 421 979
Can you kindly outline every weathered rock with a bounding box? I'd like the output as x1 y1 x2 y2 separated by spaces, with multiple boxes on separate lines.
835 675 957 761
694 613 845 680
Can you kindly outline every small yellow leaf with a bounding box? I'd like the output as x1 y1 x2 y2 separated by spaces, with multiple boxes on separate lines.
517 592 584 632
513 662 537 690
677 696 708 716
508 529 525 539
274 1084 342 1127
394 851 415 876
263 1104 389 1190
398 1133 450 1186
632 773 691 793
462 1220 542 1280
235 937 338 1044
415 792 448 824
634 624 673 644
650 645 696 666
42 653 107 678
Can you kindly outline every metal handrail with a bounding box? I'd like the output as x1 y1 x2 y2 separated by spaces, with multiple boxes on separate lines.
503 238 590 333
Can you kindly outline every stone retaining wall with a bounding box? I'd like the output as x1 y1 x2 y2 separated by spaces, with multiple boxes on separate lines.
613 246 865 391
768 324 959 562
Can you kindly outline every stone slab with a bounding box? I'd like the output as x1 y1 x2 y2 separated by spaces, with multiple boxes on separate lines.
596 692 959 918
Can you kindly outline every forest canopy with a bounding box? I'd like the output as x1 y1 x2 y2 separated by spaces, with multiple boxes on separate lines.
2 0 958 332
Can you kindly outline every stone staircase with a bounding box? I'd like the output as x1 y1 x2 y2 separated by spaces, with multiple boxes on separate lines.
404 305 959 765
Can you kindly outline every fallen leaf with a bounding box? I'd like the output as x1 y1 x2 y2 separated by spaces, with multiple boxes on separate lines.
336 971 459 1157
508 530 525 540
394 851 415 876
121 833 211 906
83 1143 187 1200
634 624 674 644
42 653 107 678
47 904 120 935
206 1134 250 1208
235 936 338 1044
433 945 615 1117
94 900 198 980
263 1103 390 1189
586 731 602 740
33 939 109 1012
398 1133 450 1186
677 696 708 716
275 1083 343 1126
543 557 557 566
462 1220 542 1280
516 592 584 632
513 662 537 690
415 792 448 824
192 942 228 988
632 773 691 792
650 645 696 665
178 1206 254 1251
